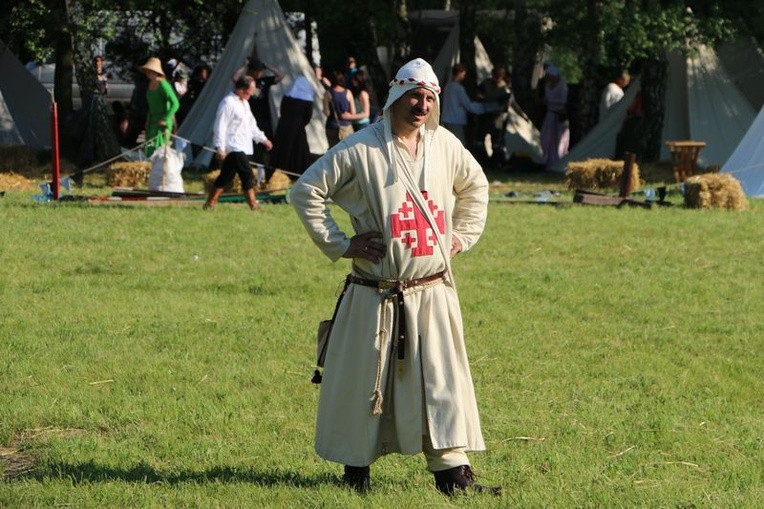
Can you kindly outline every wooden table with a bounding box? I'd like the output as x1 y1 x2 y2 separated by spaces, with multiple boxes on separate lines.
665 141 706 183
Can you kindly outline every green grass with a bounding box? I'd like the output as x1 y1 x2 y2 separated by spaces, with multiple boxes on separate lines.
1 172 762 507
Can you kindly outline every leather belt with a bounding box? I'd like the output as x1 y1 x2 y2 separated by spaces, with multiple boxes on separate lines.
346 270 446 362
347 270 445 291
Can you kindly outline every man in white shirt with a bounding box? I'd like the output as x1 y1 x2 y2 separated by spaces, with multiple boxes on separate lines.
599 71 631 122
204 75 273 211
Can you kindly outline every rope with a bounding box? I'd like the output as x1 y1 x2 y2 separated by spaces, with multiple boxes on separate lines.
62 132 304 183
73 135 161 177
169 133 303 178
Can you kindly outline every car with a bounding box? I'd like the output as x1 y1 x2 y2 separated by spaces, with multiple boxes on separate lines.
26 61 135 111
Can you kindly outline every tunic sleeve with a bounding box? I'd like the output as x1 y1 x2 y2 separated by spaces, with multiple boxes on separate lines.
450 146 489 252
290 149 354 262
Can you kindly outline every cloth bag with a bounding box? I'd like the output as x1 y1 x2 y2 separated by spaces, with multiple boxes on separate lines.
313 278 350 383
149 145 185 193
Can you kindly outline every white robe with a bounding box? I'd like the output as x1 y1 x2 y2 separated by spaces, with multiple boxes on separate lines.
290 120 489 466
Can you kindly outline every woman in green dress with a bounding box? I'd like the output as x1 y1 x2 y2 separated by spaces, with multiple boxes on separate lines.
139 57 180 156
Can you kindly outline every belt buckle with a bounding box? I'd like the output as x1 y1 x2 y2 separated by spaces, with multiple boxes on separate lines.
378 280 396 290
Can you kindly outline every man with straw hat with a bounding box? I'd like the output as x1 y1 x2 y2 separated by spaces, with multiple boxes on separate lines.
290 58 499 496
138 56 179 156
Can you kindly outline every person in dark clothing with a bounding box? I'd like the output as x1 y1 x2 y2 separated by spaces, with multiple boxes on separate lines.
270 76 315 179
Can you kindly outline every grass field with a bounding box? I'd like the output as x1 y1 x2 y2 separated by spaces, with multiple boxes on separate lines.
1 169 762 507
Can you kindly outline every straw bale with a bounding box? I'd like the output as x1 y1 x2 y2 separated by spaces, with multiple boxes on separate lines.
263 170 291 192
684 173 747 210
107 161 151 188
0 172 36 191
0 146 40 173
565 158 640 191
203 168 291 193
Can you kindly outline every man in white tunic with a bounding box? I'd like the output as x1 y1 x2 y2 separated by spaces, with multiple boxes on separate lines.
290 58 499 496
599 71 631 122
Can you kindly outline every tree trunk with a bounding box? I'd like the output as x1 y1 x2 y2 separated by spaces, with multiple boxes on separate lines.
511 4 543 121
459 2 478 93
362 2 388 111
53 34 74 122
64 0 120 165
640 54 668 162
573 0 605 144
391 0 411 73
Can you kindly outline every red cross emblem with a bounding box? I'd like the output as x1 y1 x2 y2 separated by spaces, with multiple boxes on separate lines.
390 191 445 256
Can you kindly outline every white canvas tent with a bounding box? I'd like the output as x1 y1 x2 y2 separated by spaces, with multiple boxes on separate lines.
660 44 757 166
721 105 764 197
431 19 493 87
426 14 544 162
177 0 328 160
549 77 642 172
0 40 52 149
550 42 763 173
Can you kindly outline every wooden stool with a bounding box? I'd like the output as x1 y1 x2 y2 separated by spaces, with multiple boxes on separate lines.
665 141 706 183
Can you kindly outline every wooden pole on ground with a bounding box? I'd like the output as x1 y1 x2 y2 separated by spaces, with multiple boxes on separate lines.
619 152 636 198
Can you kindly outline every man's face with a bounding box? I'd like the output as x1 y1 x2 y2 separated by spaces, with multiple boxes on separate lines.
237 82 256 100
391 88 436 128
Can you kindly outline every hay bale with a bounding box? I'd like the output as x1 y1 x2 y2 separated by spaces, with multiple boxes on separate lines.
264 170 291 192
107 161 151 188
684 173 747 210
203 168 291 193
565 158 640 191
0 145 41 173
0 172 36 191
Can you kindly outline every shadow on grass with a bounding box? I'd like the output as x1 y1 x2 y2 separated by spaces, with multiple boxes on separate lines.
15 460 338 488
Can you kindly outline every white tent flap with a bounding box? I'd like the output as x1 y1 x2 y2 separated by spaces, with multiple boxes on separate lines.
721 105 764 197
0 40 52 148
177 0 328 159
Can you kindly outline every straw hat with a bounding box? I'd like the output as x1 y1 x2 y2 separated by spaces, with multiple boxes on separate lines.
139 57 165 78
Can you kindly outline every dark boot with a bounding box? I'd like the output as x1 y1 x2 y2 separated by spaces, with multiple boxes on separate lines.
433 465 501 496
342 465 370 493
244 188 260 211
204 187 224 210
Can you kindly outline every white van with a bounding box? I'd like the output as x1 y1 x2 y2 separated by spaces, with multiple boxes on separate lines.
26 61 135 110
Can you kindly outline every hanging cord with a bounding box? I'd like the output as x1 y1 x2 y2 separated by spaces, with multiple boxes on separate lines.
169 133 303 179
72 135 160 179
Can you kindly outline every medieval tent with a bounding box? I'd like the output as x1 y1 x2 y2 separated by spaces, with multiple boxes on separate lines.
0 40 52 149
177 0 328 161
419 10 544 163
721 106 764 197
548 78 642 172
549 42 763 172
659 44 758 166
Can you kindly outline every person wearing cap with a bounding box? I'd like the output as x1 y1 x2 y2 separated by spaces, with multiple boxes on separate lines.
139 56 180 156
204 75 273 211
290 58 499 496
539 63 570 167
